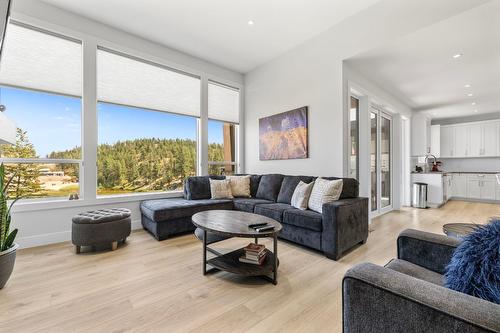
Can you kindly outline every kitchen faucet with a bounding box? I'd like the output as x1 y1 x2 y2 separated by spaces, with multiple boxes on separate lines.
424 154 437 172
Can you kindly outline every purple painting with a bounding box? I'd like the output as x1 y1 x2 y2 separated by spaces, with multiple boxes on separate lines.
259 106 308 160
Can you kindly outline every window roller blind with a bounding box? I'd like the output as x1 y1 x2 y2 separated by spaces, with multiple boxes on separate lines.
97 49 200 117
208 81 240 124
0 23 82 97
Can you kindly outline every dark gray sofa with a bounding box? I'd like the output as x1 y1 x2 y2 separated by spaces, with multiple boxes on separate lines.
343 229 500 332
140 174 369 260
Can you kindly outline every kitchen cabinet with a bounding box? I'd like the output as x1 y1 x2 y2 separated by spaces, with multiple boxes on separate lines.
439 120 500 158
468 125 482 157
440 126 454 157
452 174 467 197
442 174 452 201
454 125 469 157
482 123 498 156
430 125 440 157
411 173 446 207
467 178 481 199
467 174 497 200
411 114 431 156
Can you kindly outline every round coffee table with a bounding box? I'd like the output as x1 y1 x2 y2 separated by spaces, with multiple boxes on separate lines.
192 210 282 285
443 223 478 239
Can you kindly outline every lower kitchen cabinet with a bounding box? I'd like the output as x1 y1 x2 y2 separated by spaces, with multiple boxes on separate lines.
466 174 497 200
452 174 467 197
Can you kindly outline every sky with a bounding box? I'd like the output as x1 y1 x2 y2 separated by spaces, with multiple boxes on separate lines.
1 87 224 157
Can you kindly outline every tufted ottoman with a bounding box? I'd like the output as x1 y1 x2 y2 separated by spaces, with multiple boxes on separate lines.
72 208 131 253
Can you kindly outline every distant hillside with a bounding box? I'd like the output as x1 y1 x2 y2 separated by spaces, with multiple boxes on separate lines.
49 138 225 193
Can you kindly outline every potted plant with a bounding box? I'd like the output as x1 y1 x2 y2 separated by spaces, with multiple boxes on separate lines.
0 163 19 289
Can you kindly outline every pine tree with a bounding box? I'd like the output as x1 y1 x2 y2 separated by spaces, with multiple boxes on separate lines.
1 128 41 198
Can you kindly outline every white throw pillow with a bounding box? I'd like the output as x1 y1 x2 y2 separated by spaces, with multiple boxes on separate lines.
209 179 233 199
227 175 251 198
308 178 343 213
291 181 315 210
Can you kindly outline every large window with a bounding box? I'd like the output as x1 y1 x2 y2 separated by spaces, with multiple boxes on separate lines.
0 23 82 201
208 81 239 175
97 103 197 195
96 48 200 195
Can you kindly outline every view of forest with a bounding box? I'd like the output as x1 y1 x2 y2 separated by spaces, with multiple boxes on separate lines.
1 128 228 199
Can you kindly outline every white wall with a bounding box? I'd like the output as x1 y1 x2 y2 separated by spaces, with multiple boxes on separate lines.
244 0 487 177
343 64 413 210
8 0 243 248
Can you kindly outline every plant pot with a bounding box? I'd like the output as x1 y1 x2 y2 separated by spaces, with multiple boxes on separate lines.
0 243 18 289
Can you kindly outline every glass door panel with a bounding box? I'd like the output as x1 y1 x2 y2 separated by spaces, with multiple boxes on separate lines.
370 112 378 212
380 115 391 208
349 96 359 179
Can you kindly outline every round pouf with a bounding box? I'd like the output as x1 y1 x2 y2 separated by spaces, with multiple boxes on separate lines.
72 208 131 253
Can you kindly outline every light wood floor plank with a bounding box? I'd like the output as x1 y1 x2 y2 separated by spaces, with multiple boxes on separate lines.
0 201 497 332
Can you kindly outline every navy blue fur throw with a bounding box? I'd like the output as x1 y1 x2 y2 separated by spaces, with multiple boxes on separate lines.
445 218 500 304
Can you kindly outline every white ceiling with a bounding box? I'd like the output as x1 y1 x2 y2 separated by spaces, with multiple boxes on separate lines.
346 1 500 119
40 0 380 73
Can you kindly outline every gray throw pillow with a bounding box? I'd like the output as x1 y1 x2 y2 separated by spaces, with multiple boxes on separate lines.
291 181 315 210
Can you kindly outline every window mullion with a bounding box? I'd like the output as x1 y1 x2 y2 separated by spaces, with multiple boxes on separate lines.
82 39 98 201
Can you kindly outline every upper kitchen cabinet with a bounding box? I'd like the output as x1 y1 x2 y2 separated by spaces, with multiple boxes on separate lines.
454 125 469 157
440 126 454 157
430 125 440 157
439 120 500 158
411 114 431 156
482 122 498 156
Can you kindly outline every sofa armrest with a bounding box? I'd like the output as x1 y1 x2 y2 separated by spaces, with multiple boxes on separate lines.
343 263 500 333
321 197 369 260
397 229 461 274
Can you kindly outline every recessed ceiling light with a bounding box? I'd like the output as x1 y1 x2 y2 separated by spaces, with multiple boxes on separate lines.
467 93 473 97
471 102 476 106
247 20 255 26
453 53 463 58
464 84 471 88
474 110 478 113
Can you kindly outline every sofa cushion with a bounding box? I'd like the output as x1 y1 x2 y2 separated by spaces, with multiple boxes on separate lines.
254 203 292 222
184 176 225 200
140 198 233 222
385 259 444 286
277 175 314 204
232 198 273 213
283 209 322 232
322 177 359 199
255 174 284 201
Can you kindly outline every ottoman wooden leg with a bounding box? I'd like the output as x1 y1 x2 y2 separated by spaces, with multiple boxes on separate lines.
111 241 118 251
75 245 81 254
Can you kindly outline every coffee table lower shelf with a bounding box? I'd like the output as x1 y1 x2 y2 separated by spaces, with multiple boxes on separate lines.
205 248 279 284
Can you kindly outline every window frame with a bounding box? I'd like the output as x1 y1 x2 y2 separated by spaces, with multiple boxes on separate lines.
207 119 239 175
1 18 244 211
0 21 84 202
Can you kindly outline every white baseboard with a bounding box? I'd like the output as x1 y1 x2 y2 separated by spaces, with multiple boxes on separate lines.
17 219 143 249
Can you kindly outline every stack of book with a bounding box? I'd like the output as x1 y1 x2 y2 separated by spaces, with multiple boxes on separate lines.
239 243 267 265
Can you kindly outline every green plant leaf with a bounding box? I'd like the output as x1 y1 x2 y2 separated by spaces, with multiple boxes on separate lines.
4 228 17 251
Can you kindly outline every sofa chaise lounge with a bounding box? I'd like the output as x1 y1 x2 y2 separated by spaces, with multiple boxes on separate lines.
140 174 369 260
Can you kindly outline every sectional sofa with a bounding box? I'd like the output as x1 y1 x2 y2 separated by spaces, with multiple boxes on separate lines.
140 174 369 260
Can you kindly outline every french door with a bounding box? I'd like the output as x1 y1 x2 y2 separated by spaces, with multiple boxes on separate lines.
370 107 393 215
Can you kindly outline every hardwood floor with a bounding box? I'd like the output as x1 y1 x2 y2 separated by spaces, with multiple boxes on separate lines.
1 201 498 332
